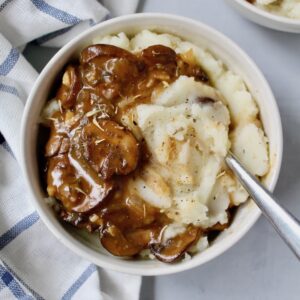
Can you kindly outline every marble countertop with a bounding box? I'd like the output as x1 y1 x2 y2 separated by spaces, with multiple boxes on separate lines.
24 1 300 299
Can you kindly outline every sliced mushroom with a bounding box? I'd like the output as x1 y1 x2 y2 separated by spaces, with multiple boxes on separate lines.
47 153 113 213
45 133 63 157
56 65 81 109
47 154 82 211
80 44 142 87
81 57 141 87
79 119 140 180
45 131 70 157
100 225 146 256
150 226 201 263
141 45 177 78
75 87 116 114
123 195 158 225
80 44 137 64
142 45 177 66
68 147 114 213
99 195 162 257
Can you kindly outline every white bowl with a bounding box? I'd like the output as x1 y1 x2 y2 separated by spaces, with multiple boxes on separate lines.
227 0 300 33
21 13 283 276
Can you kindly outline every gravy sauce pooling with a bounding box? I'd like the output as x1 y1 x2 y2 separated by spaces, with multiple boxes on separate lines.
44 44 216 262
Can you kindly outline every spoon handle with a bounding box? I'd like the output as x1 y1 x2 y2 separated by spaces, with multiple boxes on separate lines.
226 153 300 260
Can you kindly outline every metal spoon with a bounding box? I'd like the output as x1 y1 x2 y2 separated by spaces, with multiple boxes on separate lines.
226 152 300 260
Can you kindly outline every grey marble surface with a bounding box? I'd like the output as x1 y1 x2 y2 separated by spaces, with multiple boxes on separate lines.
24 1 300 299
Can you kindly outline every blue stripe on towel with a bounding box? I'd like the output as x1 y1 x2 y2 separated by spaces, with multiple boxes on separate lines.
30 0 81 25
1 261 44 300
0 0 14 12
61 264 97 300
0 212 39 250
37 14 110 44
0 48 20 76
0 83 20 97
0 271 6 291
0 265 32 299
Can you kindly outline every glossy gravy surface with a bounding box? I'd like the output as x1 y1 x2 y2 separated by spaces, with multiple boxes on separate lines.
44 44 221 262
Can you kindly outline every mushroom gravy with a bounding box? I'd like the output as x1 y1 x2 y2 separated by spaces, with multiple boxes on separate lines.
42 44 220 262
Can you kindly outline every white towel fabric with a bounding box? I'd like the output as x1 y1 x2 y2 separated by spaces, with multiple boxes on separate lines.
0 0 142 299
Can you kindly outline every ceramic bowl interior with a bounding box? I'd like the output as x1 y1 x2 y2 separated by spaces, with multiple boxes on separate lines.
227 0 300 33
21 13 283 276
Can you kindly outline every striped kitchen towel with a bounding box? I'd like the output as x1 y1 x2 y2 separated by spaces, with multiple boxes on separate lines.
0 0 141 299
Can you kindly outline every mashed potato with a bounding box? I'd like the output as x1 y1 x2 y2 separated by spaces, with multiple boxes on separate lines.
92 30 270 253
252 0 300 19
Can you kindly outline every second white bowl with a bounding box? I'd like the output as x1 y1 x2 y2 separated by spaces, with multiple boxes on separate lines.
227 0 300 33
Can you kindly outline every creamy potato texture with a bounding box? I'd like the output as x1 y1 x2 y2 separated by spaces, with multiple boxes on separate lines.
132 77 231 228
250 0 300 19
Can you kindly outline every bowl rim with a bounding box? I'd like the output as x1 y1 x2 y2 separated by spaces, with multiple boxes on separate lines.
232 0 300 25
20 12 283 276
